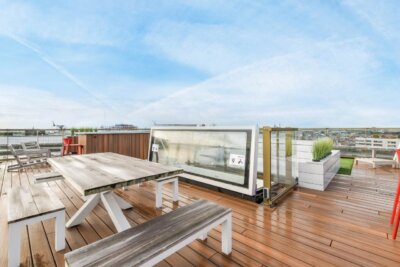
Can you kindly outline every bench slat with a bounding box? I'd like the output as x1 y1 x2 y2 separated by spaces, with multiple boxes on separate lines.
33 172 62 179
8 185 65 223
65 200 230 266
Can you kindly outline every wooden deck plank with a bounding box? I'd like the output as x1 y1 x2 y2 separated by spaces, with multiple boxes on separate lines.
0 161 399 266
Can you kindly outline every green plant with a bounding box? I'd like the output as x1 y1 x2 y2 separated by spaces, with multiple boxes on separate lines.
312 137 333 161
338 157 354 175
71 127 97 136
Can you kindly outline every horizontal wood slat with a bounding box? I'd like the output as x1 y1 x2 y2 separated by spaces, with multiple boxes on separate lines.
77 133 150 159
8 184 65 223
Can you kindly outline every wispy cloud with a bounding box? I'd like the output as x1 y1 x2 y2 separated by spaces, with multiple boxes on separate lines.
0 0 400 127
0 0 122 46
5 33 117 110
0 85 110 128
131 39 396 127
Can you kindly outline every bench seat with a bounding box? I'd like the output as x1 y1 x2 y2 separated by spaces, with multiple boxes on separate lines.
65 199 232 267
8 184 65 267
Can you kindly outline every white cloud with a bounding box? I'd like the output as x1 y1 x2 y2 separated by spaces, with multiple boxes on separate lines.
130 39 397 127
0 85 118 128
0 0 399 128
343 0 400 41
0 0 122 46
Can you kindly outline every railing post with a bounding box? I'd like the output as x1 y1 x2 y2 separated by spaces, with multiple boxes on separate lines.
6 134 9 160
262 127 271 204
60 128 65 156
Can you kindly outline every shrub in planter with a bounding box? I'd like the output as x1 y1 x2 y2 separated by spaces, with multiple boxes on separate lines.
312 137 333 161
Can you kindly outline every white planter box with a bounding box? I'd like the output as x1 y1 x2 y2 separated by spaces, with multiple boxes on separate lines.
298 150 340 191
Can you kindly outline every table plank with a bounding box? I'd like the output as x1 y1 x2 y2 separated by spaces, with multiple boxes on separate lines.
48 153 183 196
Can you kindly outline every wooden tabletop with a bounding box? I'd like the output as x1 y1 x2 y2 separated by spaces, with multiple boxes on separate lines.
8 184 65 224
47 152 183 196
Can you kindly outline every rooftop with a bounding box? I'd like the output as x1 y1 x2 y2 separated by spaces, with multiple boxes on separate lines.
0 161 399 266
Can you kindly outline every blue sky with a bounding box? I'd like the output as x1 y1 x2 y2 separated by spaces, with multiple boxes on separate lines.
0 0 399 128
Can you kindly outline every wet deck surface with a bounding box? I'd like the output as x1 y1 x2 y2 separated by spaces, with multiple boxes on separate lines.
0 160 399 266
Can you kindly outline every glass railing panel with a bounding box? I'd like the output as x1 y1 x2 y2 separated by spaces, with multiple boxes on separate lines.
149 129 253 187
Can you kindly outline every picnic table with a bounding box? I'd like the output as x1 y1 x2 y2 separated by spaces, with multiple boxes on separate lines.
47 152 183 232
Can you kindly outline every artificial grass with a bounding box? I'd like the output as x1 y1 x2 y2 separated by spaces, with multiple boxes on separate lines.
338 157 354 175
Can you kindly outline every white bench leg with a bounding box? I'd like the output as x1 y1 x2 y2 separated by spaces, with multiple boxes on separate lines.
8 223 21 267
221 214 232 255
55 211 65 251
172 180 179 202
199 232 208 241
156 178 179 208
156 182 163 208
66 194 100 228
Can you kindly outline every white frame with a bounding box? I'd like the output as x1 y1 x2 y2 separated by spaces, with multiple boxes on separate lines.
149 126 259 196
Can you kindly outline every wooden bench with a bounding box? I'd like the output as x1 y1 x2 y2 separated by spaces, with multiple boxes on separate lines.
155 176 179 208
33 172 64 184
355 157 395 169
64 200 232 267
8 185 66 267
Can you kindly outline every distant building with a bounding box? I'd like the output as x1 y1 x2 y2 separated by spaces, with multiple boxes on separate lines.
102 124 138 130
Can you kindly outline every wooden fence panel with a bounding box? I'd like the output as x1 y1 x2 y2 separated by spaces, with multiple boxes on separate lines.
78 133 150 159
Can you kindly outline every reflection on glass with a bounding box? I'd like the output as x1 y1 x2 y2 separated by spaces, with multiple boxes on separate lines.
150 130 251 187
258 130 298 200
272 131 297 198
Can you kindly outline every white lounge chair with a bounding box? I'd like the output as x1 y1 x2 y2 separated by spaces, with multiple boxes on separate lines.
7 144 48 171
21 141 51 160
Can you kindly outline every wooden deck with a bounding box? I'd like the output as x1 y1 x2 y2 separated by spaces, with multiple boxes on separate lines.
0 161 399 267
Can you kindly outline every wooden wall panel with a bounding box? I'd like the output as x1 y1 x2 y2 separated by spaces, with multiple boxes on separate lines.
77 133 150 159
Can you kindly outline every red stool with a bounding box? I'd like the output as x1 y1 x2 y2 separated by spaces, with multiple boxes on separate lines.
63 137 84 156
391 175 400 239
396 149 400 164
63 137 72 156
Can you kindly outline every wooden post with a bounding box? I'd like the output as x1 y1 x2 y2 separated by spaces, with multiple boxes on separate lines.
262 127 271 203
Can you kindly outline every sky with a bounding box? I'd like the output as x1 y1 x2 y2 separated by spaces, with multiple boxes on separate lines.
0 0 399 128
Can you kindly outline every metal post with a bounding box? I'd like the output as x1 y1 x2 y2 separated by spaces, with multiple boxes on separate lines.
60 129 65 156
6 134 9 161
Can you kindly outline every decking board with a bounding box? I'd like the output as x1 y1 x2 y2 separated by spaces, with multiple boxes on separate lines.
0 161 399 266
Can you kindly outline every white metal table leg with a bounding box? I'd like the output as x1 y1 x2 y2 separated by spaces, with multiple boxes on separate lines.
221 214 232 255
66 194 100 228
100 192 131 232
172 180 179 202
156 182 163 208
8 223 21 267
55 211 65 251
198 232 208 241
113 193 133 209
